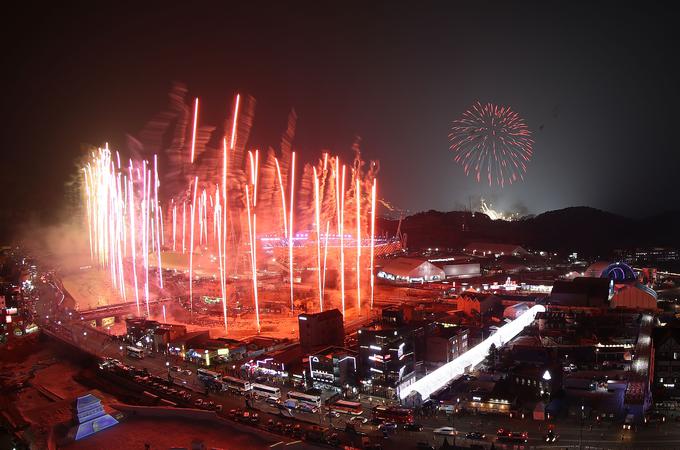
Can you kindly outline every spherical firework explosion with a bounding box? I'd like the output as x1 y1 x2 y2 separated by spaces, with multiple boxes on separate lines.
449 101 533 187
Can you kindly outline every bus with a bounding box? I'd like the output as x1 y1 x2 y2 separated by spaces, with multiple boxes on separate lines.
330 400 363 416
251 383 281 399
287 391 322 407
372 406 414 424
126 345 145 359
222 376 251 394
196 368 221 381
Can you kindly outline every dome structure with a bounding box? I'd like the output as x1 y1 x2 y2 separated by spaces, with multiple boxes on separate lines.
584 261 610 278
584 261 637 283
601 262 637 283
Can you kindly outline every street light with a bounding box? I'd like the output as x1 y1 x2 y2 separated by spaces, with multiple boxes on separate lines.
580 404 585 450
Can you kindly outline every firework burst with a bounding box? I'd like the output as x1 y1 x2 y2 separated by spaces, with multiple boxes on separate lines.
449 101 533 187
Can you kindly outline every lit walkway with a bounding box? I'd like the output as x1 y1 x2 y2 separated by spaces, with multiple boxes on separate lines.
398 304 546 400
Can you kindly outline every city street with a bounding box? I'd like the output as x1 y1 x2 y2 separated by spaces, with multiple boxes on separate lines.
24 270 680 449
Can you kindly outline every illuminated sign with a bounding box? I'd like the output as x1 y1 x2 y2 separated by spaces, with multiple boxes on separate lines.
217 348 230 356
101 316 115 328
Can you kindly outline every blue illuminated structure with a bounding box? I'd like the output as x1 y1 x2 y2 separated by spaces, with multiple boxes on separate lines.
74 394 119 440
600 262 637 282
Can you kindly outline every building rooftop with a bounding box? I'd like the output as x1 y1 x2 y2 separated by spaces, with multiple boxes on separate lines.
299 308 343 320
549 277 609 307
381 257 443 277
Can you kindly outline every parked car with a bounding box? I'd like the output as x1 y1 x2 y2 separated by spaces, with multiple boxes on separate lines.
403 423 423 431
465 431 486 440
297 402 318 414
378 422 398 432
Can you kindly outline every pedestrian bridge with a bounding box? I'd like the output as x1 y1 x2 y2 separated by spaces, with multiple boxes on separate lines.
398 304 545 400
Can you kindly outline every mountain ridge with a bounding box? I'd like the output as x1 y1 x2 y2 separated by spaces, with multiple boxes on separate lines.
378 206 680 257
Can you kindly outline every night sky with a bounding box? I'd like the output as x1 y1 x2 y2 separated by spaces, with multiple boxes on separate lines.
1 2 678 226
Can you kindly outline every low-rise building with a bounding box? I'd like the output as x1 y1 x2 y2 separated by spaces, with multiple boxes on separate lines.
308 346 358 392
357 325 417 399
241 343 305 384
298 309 344 352
377 257 446 283
456 294 501 317
653 323 680 409
425 325 469 367
549 277 609 308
